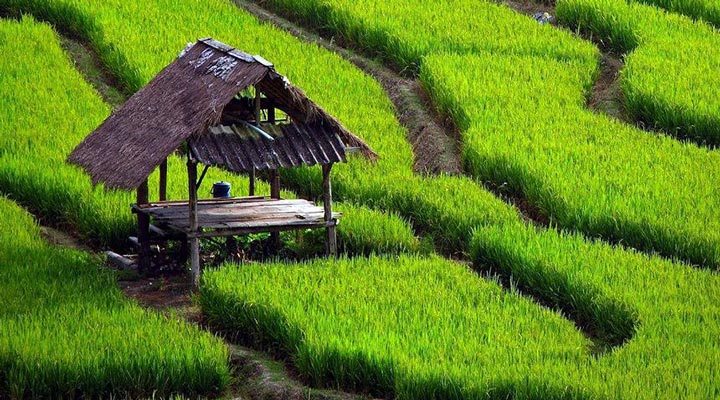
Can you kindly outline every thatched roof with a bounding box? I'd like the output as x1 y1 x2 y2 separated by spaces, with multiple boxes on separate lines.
68 38 376 190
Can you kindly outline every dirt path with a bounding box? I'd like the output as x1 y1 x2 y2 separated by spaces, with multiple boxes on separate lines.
233 0 462 176
502 0 630 123
119 274 374 400
59 35 128 107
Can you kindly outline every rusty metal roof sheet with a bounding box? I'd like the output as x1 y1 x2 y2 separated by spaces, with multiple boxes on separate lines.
188 122 347 172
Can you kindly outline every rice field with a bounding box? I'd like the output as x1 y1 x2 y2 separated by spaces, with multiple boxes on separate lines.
0 0 718 398
629 0 720 27
0 191 230 397
0 11 413 254
557 0 720 146
471 223 720 399
421 52 720 269
200 255 592 399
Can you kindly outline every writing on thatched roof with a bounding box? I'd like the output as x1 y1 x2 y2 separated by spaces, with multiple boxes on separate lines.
68 38 375 190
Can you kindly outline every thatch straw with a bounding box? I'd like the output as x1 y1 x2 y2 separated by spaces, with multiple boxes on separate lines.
68 39 376 190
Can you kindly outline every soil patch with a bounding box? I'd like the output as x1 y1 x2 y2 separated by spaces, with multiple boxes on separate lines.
39 225 92 252
588 53 627 121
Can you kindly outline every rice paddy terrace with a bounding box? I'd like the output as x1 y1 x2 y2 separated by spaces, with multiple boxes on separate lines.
0 0 718 398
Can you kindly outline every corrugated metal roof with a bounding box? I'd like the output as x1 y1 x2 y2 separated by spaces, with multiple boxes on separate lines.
188 122 347 172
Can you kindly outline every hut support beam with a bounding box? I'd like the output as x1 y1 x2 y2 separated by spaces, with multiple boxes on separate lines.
159 158 167 201
187 158 201 287
322 163 336 256
269 169 281 250
267 100 280 251
249 86 262 197
137 179 151 272
249 168 255 196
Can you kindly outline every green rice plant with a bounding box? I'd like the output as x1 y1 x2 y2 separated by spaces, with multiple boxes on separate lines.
557 0 720 146
0 13 415 253
200 255 592 399
421 52 720 269
297 203 420 256
471 223 720 399
0 196 230 397
232 0 598 72
629 0 720 27
0 0 528 256
201 244 720 399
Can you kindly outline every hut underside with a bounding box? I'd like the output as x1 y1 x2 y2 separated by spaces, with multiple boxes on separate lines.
133 197 339 238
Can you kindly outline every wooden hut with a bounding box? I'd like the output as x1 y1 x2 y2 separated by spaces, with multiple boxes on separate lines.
68 38 376 285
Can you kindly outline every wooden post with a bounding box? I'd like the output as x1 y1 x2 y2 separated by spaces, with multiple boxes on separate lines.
267 100 275 125
322 163 336 256
269 169 281 250
136 179 151 272
249 167 255 196
159 158 167 201
187 158 200 287
249 86 262 197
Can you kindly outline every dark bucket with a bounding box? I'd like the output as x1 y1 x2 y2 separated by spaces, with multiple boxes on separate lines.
211 181 232 198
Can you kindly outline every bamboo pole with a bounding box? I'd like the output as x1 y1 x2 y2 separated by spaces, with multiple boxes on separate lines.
268 101 280 249
187 158 200 287
159 158 167 201
322 163 336 256
250 87 262 196
136 179 151 272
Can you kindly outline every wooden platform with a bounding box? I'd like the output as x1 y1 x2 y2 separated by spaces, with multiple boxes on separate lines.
133 196 339 239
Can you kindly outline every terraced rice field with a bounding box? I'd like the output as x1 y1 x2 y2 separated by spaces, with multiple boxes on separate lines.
0 0 718 398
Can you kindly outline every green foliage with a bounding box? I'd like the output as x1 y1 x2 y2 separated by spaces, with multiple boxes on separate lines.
471 224 720 399
242 0 597 72
630 0 720 27
297 203 420 256
421 52 720 269
557 0 720 146
0 0 528 257
200 255 591 399
0 9 413 253
0 195 230 397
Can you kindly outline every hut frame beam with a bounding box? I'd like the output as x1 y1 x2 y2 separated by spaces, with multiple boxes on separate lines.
159 158 167 201
187 157 200 287
137 179 151 271
322 163 336 256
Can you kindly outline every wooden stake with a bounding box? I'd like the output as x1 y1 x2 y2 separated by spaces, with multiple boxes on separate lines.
187 158 200 287
322 163 336 256
269 169 281 250
267 100 275 125
159 158 167 201
136 179 151 272
250 86 262 197
249 167 256 196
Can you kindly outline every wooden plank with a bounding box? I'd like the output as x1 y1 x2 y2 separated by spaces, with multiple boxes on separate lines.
152 209 327 224
137 196 269 209
148 204 329 218
142 200 319 217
